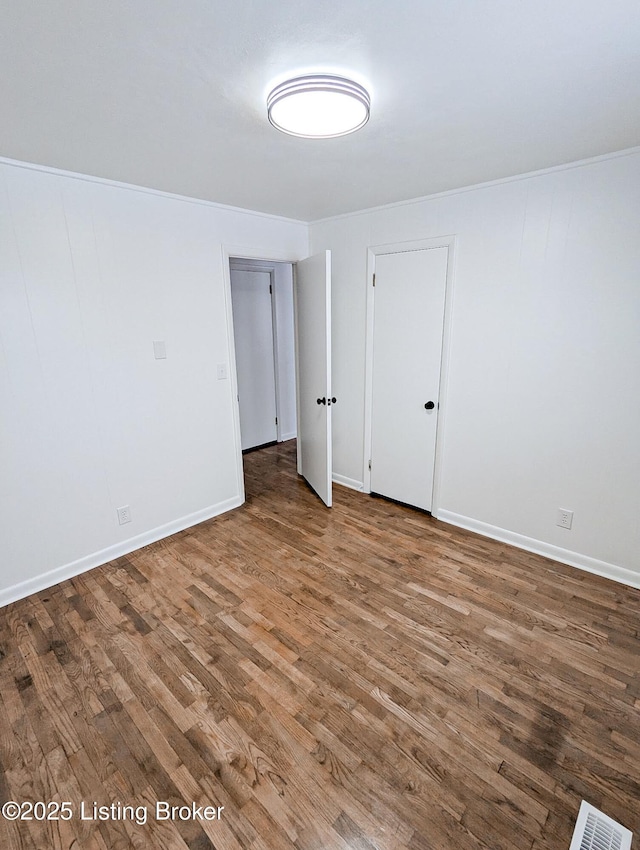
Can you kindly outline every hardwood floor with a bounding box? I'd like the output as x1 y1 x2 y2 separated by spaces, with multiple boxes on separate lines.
1 439 638 850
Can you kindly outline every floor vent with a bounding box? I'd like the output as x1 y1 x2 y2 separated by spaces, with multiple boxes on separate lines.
569 801 633 850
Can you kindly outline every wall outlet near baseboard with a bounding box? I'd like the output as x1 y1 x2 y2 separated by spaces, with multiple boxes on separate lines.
117 505 132 525
557 508 573 529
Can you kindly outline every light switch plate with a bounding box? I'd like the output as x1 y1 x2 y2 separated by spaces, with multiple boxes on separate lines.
153 340 167 359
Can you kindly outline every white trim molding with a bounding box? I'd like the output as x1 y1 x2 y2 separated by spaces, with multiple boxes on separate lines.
333 473 365 492
0 156 306 225
309 145 640 225
437 510 640 590
0 496 243 609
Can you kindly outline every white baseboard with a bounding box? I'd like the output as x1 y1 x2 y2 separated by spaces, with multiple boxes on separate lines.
436 510 640 590
333 473 364 492
0 496 244 609
279 432 297 443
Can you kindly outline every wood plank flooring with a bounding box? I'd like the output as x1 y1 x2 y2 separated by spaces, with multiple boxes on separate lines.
1 439 638 850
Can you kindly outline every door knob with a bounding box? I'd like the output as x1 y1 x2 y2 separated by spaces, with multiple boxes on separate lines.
317 397 326 405
424 401 435 410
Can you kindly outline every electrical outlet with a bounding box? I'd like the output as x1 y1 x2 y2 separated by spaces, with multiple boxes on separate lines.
557 508 573 530
117 505 131 525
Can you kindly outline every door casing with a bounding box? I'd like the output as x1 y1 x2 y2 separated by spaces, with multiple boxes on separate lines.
222 245 302 504
230 264 278 450
222 244 332 508
363 236 457 517
230 258 297 445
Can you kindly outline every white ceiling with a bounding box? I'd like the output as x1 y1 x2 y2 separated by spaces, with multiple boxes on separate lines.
2 0 639 221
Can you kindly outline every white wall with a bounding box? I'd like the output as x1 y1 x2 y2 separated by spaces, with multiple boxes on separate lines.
0 160 307 605
310 150 640 585
2 150 638 601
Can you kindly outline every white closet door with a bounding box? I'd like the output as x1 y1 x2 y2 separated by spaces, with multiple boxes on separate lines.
231 269 277 450
370 247 448 511
295 250 332 507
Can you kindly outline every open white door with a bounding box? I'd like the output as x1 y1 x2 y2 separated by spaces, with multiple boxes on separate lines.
295 250 332 507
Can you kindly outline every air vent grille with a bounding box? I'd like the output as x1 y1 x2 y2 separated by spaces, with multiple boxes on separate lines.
569 802 632 850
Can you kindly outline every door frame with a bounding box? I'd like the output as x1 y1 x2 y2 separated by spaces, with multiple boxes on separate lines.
363 235 457 517
229 259 283 444
222 245 302 503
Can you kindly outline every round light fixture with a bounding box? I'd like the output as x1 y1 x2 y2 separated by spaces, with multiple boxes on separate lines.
267 74 370 139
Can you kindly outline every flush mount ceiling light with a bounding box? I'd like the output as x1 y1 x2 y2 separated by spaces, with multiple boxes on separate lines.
267 74 370 138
